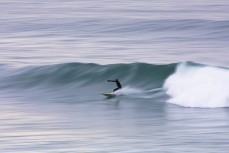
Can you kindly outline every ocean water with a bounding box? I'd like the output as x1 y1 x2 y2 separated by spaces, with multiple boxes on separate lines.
0 0 229 152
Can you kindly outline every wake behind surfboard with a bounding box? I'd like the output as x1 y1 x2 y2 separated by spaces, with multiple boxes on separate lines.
102 87 163 99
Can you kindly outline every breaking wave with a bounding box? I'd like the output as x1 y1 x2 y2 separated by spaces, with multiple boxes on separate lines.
0 62 228 108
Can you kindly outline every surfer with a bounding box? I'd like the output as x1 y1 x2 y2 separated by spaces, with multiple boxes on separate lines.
108 79 122 92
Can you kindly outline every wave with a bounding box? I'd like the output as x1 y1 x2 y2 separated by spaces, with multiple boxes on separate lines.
0 62 228 108
0 62 176 89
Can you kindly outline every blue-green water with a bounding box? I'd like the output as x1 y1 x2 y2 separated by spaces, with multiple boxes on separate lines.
0 0 229 152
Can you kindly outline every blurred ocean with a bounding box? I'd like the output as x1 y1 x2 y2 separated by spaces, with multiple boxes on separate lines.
0 0 229 152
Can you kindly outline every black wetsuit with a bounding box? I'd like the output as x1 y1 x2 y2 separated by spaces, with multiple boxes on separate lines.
108 79 122 92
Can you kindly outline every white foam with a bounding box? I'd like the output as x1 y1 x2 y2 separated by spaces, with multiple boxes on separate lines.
163 63 229 108
115 86 143 95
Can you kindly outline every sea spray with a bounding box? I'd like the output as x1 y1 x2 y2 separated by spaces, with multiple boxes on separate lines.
164 62 229 108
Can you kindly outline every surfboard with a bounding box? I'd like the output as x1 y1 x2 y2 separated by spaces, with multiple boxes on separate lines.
102 93 116 98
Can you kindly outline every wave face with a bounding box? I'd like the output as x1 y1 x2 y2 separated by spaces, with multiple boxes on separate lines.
0 63 175 89
164 62 229 108
1 62 228 108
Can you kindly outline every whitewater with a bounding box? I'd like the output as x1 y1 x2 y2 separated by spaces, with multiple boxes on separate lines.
0 0 229 153
164 62 229 108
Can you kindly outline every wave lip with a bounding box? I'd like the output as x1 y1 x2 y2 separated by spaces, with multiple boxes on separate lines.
163 62 229 108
